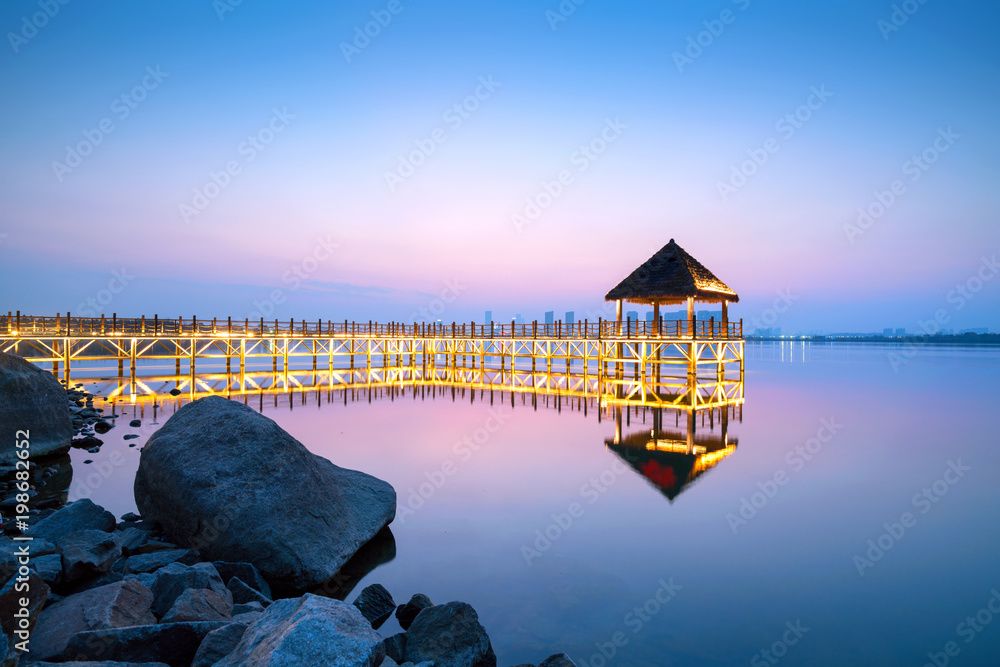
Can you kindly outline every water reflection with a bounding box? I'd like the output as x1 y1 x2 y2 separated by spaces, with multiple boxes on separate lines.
606 404 740 502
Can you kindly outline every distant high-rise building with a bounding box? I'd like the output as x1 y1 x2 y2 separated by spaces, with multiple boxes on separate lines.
565 311 575 325
515 314 524 325
545 311 554 325
883 328 893 336
645 311 654 322
894 328 905 335
485 310 492 324
626 310 638 321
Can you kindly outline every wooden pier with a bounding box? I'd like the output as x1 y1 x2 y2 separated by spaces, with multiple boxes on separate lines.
1 312 743 407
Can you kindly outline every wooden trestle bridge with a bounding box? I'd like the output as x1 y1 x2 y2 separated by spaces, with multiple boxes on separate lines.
1 312 743 411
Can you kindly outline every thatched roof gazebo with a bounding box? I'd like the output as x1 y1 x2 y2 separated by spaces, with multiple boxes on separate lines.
605 239 739 335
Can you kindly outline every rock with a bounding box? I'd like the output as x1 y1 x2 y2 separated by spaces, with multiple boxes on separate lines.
94 420 113 434
395 593 434 630
0 570 49 634
169 388 182 396
0 352 73 461
123 434 140 440
404 601 496 667
116 527 150 555
212 561 272 599
131 539 178 555
61 622 228 667
190 621 247 667
58 529 121 582
129 420 142 428
353 583 395 629
30 579 156 660
231 610 263 625
149 562 231 618
125 549 196 574
73 435 104 449
162 588 233 623
32 553 64 585
232 601 264 615
383 632 406 663
134 396 396 593
215 594 385 666
25 499 116 543
23 662 170 666
227 576 271 606
538 654 578 667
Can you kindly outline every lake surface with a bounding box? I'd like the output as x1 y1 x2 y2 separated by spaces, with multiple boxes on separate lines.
61 341 1000 666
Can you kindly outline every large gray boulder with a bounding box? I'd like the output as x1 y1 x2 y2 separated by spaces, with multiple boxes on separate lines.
0 351 72 461
30 579 157 661
215 594 385 666
134 396 396 593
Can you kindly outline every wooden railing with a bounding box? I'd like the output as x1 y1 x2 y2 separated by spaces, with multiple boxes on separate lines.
0 312 743 340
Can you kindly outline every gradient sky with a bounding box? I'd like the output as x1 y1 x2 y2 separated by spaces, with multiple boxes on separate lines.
1 0 998 333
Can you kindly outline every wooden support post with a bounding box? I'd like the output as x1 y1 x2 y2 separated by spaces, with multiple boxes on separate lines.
721 300 729 338
687 297 695 337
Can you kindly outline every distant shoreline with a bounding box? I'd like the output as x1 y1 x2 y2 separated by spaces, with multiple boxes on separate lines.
747 334 1000 346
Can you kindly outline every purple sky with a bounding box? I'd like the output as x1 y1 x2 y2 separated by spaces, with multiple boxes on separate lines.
1 1 998 333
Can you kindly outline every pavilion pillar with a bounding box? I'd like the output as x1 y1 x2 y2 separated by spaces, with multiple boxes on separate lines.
686 297 695 337
721 300 729 337
615 299 623 335
652 301 660 336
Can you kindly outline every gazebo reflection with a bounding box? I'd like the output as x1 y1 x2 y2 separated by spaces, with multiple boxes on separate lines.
606 400 740 502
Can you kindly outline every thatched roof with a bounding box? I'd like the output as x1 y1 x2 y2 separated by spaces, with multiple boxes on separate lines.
605 239 739 305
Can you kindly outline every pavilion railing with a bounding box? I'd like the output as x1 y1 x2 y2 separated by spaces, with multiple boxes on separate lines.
0 312 743 340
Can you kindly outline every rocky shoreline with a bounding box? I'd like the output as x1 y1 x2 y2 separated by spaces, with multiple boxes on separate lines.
0 351 578 666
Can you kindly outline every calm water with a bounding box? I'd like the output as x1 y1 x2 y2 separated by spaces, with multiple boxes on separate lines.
62 341 1000 666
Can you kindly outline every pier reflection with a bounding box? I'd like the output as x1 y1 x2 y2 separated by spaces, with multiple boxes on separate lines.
69 366 745 504
606 403 739 502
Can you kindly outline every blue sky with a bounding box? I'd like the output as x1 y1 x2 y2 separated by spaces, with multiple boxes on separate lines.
1 0 998 332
